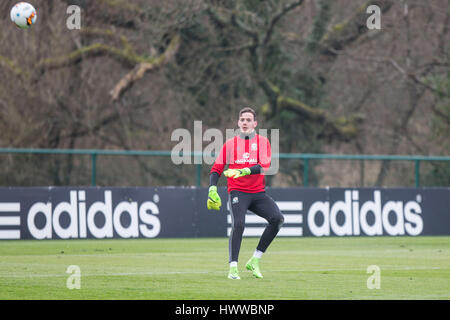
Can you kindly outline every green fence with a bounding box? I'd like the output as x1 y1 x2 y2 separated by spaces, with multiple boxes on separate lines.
0 148 449 187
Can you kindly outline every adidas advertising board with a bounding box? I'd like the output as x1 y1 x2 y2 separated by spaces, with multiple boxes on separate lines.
0 187 448 240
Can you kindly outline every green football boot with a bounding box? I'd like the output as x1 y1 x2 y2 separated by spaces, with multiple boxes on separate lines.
228 266 240 280
246 257 263 278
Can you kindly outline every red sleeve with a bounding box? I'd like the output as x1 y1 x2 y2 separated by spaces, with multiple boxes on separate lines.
259 136 271 173
210 141 228 175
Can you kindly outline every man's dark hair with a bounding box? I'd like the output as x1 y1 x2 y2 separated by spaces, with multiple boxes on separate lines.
239 107 257 120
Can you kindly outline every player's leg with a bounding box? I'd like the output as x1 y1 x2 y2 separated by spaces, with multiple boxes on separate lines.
246 192 284 278
228 191 252 279
251 193 284 253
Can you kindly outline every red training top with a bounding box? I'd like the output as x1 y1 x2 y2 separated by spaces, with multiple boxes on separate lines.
210 133 271 193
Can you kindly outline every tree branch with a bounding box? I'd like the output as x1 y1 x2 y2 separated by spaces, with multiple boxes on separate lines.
260 82 362 141
319 0 394 55
326 47 449 97
35 43 141 71
0 55 23 77
263 0 304 46
110 34 181 101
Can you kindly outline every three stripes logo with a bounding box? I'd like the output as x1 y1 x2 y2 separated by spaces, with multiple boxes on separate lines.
0 202 21 239
227 201 303 237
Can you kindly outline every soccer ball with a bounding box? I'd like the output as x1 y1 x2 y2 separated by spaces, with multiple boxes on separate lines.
10 2 37 29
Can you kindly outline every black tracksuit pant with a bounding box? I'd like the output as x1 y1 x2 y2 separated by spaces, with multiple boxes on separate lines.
228 190 284 263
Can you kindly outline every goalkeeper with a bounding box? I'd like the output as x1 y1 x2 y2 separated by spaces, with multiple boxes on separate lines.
207 107 284 280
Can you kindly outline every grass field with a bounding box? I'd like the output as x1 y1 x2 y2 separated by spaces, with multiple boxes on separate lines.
0 236 449 300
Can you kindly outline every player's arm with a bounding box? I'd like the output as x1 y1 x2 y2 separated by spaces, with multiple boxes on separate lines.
223 165 262 179
259 136 272 173
207 143 228 211
207 173 221 211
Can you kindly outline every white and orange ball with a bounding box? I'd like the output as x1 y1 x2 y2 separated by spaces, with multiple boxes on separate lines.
10 2 37 29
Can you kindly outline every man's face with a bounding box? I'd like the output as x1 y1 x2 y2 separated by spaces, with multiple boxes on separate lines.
238 112 257 134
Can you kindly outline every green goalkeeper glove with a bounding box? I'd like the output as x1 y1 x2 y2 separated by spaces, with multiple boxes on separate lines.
224 168 251 179
207 186 222 211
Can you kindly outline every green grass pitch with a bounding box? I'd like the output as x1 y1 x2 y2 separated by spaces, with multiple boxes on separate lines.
0 237 449 300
